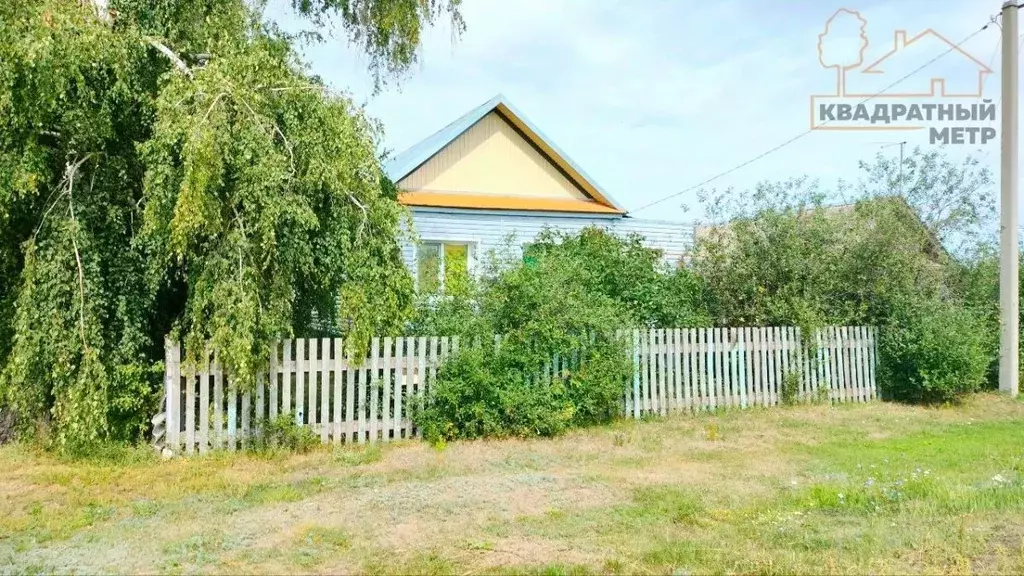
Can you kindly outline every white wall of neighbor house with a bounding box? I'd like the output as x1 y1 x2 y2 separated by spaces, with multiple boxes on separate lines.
402 208 695 289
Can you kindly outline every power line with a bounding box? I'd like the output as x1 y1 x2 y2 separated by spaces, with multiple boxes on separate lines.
630 21 994 215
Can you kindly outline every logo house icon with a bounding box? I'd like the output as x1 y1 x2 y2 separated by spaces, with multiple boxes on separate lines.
811 8 993 131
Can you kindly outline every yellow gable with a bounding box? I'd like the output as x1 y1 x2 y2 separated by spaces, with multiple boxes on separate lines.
399 111 587 200
397 111 621 214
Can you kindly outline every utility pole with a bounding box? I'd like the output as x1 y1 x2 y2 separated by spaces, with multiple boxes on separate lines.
1000 0 1019 396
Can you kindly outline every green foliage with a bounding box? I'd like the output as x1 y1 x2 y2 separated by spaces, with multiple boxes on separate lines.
779 370 802 406
248 412 318 454
524 228 711 328
0 0 451 452
877 299 989 404
693 148 997 405
412 230 637 442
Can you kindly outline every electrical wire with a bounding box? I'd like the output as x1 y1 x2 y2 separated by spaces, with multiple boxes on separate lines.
629 21 994 215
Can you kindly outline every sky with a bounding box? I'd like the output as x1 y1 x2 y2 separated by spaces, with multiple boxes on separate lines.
268 0 1010 225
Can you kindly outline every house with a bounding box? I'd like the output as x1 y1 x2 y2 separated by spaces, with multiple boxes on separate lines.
384 94 694 292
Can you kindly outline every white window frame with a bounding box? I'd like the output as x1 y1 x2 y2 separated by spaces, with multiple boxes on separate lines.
415 238 479 292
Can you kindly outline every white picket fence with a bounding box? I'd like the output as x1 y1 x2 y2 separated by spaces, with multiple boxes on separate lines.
159 326 877 453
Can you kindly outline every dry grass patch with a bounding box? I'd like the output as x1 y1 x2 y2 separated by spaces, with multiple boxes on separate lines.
2 394 1023 574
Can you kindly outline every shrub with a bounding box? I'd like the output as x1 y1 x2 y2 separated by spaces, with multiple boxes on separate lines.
248 412 318 454
412 230 635 442
877 299 989 404
525 227 711 327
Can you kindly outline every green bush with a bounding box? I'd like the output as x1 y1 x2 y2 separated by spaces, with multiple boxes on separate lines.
877 299 989 404
412 229 635 442
525 227 711 327
248 412 318 454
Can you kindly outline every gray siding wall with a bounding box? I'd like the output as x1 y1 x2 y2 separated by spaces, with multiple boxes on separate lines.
402 208 694 278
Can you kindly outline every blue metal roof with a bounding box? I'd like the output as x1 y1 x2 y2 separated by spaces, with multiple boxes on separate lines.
383 94 627 214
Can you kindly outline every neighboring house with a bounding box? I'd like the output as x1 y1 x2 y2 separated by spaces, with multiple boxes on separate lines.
384 94 694 291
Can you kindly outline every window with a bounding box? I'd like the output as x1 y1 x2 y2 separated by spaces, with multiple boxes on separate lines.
417 241 471 293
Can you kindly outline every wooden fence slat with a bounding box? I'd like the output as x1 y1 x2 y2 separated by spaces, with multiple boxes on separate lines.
184 357 196 454
694 328 704 411
704 327 712 407
659 330 668 412
753 327 761 407
256 372 265 435
679 329 690 411
307 339 317 429
295 338 305 425
657 329 666 415
388 336 399 441
198 351 210 454
319 338 329 443
417 336 428 439
850 327 863 402
282 339 292 418
739 327 749 409
795 327 806 402
671 328 681 412
701 328 709 411
830 327 840 400
773 327 782 404
653 330 662 414
721 328 731 408
733 327 741 407
833 327 845 402
664 329 673 414
719 328 729 408
738 327 747 407
241 390 250 450
702 328 712 411
332 338 343 443
269 342 279 420
869 326 879 399
860 326 871 401
402 336 412 438
849 327 859 401
345 345 355 443
165 340 180 450
754 327 765 407
747 327 757 408
211 352 221 450
767 327 776 405
767 327 777 405
780 327 791 401
359 338 374 444
690 329 700 410
842 327 853 402
227 376 237 451
814 328 824 401
847 326 859 402
642 329 652 414
403 336 414 437
630 330 640 418
378 336 390 443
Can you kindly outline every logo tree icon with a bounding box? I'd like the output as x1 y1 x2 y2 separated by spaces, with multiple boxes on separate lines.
818 8 869 96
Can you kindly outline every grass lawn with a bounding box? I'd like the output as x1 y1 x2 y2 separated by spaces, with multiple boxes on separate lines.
2 394 1024 575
